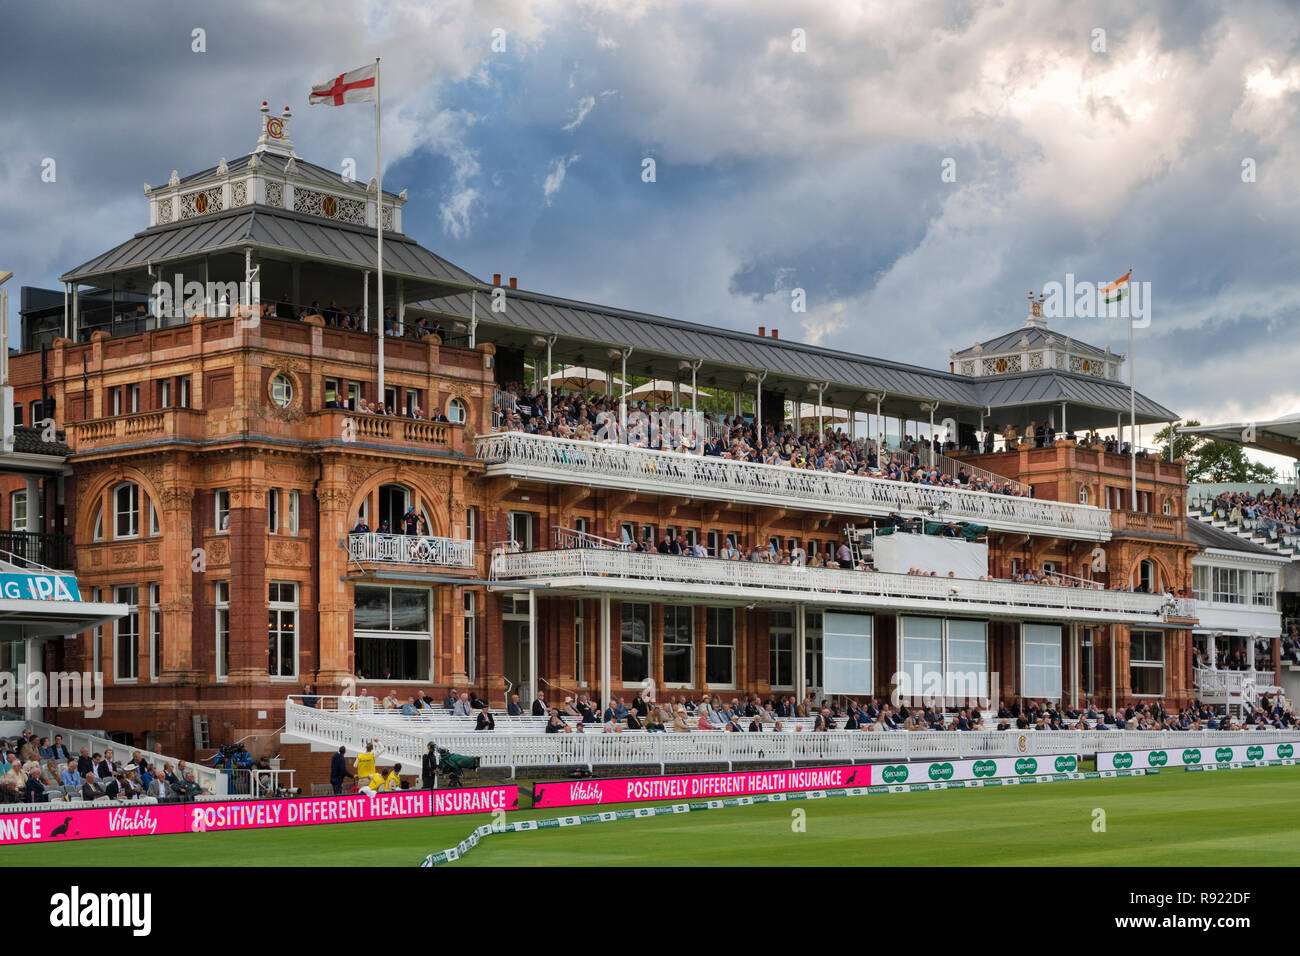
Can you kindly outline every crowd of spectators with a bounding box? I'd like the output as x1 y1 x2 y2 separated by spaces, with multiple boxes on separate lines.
495 385 1031 497
1206 488 1300 541
335 684 1295 736
0 730 208 804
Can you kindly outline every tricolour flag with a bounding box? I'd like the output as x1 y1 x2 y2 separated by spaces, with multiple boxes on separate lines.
309 63 378 106
1102 269 1131 304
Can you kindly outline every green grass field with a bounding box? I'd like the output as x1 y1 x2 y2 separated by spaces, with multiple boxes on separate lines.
3 766 1298 867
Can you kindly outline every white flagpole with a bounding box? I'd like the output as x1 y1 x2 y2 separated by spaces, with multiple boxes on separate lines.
375 57 385 406
1128 268 1137 509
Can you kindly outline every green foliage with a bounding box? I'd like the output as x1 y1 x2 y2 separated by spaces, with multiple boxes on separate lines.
1156 420 1279 484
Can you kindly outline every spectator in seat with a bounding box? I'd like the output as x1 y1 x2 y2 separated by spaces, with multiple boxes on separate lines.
544 714 570 734
352 514 371 534
507 692 524 716
531 690 547 716
81 773 105 801
452 693 473 717
60 760 82 789
148 772 170 800
475 707 496 731
76 747 93 777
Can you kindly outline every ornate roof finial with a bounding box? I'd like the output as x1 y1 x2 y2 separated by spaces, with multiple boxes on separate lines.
143 183 152 196
168 170 180 186
216 157 229 175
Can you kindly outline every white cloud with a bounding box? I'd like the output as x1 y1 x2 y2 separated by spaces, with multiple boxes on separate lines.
561 96 596 131
542 153 581 205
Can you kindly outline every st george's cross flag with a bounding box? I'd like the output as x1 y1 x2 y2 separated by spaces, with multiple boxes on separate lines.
309 63 378 106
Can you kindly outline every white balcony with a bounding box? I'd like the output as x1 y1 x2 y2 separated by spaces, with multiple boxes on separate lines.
490 547 1169 625
477 432 1112 541
347 532 474 569
1193 666 1279 704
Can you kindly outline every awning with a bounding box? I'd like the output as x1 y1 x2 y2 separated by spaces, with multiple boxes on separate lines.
1179 414 1300 460
0 599 128 640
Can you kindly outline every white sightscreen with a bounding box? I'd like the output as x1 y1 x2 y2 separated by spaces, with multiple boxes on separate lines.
899 615 943 697
1023 623 1063 699
945 618 987 702
823 611 873 695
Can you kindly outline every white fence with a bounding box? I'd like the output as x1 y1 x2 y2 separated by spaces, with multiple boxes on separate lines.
284 702 1293 775
477 432 1112 541
491 548 1170 624
347 532 474 568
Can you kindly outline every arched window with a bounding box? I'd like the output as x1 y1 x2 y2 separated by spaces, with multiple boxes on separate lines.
1138 559 1157 593
1162 497 1172 516
92 502 103 541
114 482 139 538
1078 485 1090 506
447 397 467 424
376 483 434 536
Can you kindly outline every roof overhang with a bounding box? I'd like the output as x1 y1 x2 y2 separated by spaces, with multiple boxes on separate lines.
1179 415 1300 460
0 599 127 639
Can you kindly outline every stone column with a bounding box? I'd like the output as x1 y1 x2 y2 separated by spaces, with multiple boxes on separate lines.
315 482 354 689
159 485 198 682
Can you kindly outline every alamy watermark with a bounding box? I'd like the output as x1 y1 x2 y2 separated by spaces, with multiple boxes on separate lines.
1040 273 1151 328
1 667 103 718
151 276 261 328
890 667 999 711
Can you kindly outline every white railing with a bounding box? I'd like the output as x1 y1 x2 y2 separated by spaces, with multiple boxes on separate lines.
491 548 1169 623
347 532 474 568
1194 667 1279 698
552 526 630 550
283 703 1298 773
477 432 1111 540
22 718 226 796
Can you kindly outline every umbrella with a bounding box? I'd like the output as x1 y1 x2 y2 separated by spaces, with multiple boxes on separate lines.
541 366 626 394
627 379 713 403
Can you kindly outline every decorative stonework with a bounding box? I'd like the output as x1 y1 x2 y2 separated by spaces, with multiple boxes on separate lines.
231 181 248 207
180 187 224 219
265 181 283 208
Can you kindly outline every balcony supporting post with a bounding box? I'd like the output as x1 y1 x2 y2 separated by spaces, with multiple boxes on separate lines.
527 588 538 705
794 602 806 707
362 270 370 332
1207 633 1215 670
600 592 611 713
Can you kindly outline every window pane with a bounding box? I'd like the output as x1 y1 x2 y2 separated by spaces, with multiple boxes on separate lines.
390 589 429 631
354 587 390 630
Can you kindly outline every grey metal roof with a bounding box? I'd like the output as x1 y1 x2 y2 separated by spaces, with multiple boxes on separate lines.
61 207 483 292
1187 516 1283 557
12 426 69 458
974 371 1177 423
954 321 1111 358
160 152 401 201
420 288 981 408
416 287 1178 423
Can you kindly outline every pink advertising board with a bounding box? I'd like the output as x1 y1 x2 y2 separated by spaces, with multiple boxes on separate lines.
533 764 872 808
0 785 519 846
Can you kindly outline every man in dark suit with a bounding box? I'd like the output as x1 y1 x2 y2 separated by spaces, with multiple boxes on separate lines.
531 691 547 716
76 747 93 777
507 693 524 716
329 746 352 795
421 743 439 790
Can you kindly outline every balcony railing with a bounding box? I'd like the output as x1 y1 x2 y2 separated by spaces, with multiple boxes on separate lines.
491 548 1168 624
477 432 1113 540
348 532 474 569
71 407 205 452
1193 666 1278 701
0 532 73 571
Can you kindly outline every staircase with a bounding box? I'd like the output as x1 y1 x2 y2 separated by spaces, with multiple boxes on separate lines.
1187 506 1300 560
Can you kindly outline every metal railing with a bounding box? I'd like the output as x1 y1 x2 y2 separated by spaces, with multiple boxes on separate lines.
1193 667 1278 698
552 527 630 550
283 703 1298 774
0 532 72 572
490 548 1170 623
347 532 474 568
477 432 1112 540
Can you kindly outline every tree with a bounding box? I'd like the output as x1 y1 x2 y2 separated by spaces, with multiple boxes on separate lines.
1156 420 1280 484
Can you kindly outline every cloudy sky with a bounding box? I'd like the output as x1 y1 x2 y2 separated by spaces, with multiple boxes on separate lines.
3 0 1298 442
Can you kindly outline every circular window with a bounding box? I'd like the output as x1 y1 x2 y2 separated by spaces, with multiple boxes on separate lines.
447 398 467 424
270 374 294 408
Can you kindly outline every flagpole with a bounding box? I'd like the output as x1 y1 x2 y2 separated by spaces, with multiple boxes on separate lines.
375 56 385 406
1128 267 1137 510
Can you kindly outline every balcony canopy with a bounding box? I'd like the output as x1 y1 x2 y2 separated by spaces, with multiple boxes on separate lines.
1179 414 1300 460
420 287 1178 432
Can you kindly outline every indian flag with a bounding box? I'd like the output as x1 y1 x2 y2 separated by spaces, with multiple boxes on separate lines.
1102 269 1131 304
